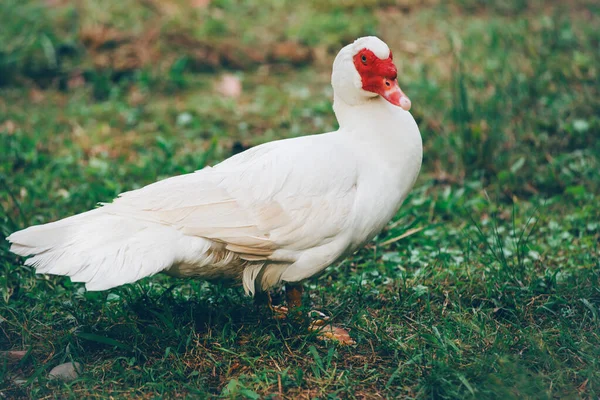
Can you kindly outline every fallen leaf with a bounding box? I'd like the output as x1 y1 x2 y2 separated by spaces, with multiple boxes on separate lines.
269 41 313 65
578 378 588 393
68 72 86 90
29 89 45 103
190 0 211 7
128 86 145 106
44 0 68 7
0 350 27 364
0 120 17 135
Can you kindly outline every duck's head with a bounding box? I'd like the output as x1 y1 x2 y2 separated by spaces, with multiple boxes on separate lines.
332 36 411 111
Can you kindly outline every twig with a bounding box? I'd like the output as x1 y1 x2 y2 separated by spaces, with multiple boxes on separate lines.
380 227 424 247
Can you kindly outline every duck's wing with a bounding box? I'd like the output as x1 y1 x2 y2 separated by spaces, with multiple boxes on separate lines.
107 135 359 260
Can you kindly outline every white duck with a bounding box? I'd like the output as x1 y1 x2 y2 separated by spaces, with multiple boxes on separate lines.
8 36 422 330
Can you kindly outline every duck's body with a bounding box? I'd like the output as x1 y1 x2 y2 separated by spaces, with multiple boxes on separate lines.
7 37 422 298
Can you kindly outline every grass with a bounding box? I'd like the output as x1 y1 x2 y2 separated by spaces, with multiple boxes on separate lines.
1 0 599 398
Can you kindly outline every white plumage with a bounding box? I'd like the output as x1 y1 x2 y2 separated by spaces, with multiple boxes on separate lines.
7 37 423 295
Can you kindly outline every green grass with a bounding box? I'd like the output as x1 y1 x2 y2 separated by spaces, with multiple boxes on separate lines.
1 0 599 398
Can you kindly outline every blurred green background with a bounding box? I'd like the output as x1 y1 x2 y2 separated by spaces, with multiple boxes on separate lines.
1 0 599 398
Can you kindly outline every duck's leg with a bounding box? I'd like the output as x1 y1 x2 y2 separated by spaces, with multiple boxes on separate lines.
258 284 302 320
255 289 288 320
285 282 303 309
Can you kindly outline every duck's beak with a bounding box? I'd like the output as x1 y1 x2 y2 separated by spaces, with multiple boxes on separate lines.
376 78 411 111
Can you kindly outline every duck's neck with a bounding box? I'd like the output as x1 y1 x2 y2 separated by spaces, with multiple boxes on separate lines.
332 93 374 128
332 93 423 180
333 94 420 145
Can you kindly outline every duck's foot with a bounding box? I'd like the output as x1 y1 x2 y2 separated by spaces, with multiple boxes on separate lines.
269 284 355 345
272 306 355 345
309 323 356 345
271 304 289 320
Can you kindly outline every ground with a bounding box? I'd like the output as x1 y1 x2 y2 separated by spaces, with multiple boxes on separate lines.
0 0 599 398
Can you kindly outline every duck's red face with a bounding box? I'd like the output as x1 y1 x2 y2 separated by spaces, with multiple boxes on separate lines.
353 48 411 111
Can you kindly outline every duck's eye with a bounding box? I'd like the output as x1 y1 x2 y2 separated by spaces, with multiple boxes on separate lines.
361 55 367 64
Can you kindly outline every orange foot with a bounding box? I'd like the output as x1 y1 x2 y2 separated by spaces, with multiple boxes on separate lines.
271 304 289 320
309 323 355 346
271 306 355 345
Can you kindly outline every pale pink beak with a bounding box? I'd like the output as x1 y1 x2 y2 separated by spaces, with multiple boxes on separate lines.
379 78 411 111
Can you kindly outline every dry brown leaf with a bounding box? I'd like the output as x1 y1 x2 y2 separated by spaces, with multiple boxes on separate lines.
269 41 313 65
128 86 146 106
29 89 45 103
0 350 27 364
190 0 211 8
44 0 69 7
0 120 17 135
68 72 86 90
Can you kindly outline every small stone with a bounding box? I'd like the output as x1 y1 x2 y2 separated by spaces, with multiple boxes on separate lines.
176 112 193 127
216 74 242 99
48 362 82 382
573 119 590 133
